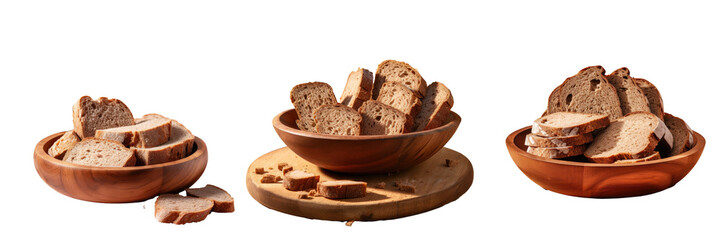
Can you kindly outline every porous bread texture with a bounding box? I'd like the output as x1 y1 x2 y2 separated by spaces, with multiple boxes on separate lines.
373 60 427 99
526 145 587 159
73 96 135 138
664 113 694 156
63 138 136 167
283 170 320 191
584 112 670 163
614 151 661 164
94 118 172 148
340 68 373 110
607 68 651 115
524 133 593 148
155 194 213 225
317 180 367 199
546 66 623 120
186 184 234 213
358 100 412 135
48 131 80 159
531 112 610 137
312 104 362 136
291 82 337 132
133 114 195 166
376 82 421 120
633 78 665 120
414 82 454 131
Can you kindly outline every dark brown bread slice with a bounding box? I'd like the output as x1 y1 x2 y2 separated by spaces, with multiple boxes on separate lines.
664 113 694 156
63 138 136 167
524 133 593 148
358 100 412 135
340 68 373 110
95 117 172 148
614 151 661 164
584 112 671 163
133 114 195 166
312 104 362 136
376 82 421 119
317 180 367 199
414 82 454 131
72 96 135 138
633 78 665 120
531 112 610 137
290 82 337 132
373 60 427 99
155 194 213 225
526 145 587 159
607 68 651 115
48 131 80 159
546 66 623 120
283 170 320 191
186 184 234 213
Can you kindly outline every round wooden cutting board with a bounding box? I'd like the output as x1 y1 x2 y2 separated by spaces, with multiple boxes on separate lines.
246 147 473 221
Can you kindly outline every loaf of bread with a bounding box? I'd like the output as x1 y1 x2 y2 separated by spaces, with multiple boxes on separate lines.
340 68 373 110
584 112 671 163
155 194 213 225
607 68 651 115
48 131 80 159
376 82 421 120
317 180 367 199
94 117 172 148
414 82 454 131
73 96 135 138
291 82 337 132
358 100 412 135
546 66 623 120
312 104 362 136
531 112 610 137
133 114 195 166
633 78 665 120
524 133 593 148
186 184 234 213
63 138 136 167
373 60 427 99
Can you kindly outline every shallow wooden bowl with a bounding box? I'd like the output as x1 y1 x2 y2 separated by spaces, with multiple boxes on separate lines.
506 126 705 198
34 132 208 203
273 109 461 174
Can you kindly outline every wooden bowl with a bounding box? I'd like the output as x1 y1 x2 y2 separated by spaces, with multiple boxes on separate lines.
34 132 208 203
272 109 461 174
506 126 705 198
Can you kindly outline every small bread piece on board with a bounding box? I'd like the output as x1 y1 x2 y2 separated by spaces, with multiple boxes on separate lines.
283 170 320 191
340 68 373 110
290 82 337 132
376 82 421 119
313 104 362 136
358 100 412 135
186 184 235 213
317 180 367 199
524 133 593 148
133 114 195 166
260 174 279 183
73 96 135 139
584 112 672 163
606 68 651 115
48 131 80 159
373 60 427 99
546 66 623 120
531 112 610 137
633 78 664 120
63 138 136 167
95 117 172 148
526 145 587 159
155 194 213 225
414 82 455 131
614 152 661 164
665 113 694 156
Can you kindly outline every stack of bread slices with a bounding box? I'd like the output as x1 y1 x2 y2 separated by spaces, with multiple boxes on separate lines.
526 112 609 159
47 96 195 167
290 60 454 135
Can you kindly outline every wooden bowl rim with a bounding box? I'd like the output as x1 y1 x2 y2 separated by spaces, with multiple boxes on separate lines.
506 126 705 168
273 109 461 140
34 132 207 171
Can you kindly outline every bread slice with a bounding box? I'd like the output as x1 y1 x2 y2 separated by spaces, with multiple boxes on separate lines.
633 78 665 120
48 131 80 159
133 114 195 166
376 82 421 119
339 68 373 110
526 145 587 159
414 82 454 131
546 66 623 120
73 96 135 138
63 138 136 167
373 60 427 99
664 113 694 156
317 180 367 199
155 194 213 225
312 104 362 136
524 133 593 148
94 118 172 148
290 82 338 132
531 112 610 137
607 68 651 115
186 184 234 213
584 112 670 163
358 100 412 135
614 151 661 164
283 170 320 191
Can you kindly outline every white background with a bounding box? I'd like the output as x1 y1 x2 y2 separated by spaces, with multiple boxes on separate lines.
1 0 719 239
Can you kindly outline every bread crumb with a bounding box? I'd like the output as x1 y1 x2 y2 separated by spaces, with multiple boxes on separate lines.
268 167 274 170
345 220 355 227
282 166 294 175
397 182 416 193
255 167 266 174
298 193 311 199
275 175 283 182
308 190 317 197
260 174 279 183
374 182 386 189
445 159 457 167
278 162 289 171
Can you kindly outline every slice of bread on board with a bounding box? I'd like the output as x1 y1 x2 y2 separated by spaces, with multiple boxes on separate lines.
373 60 427 99
133 114 195 166
155 194 213 225
524 133 593 148
63 138 136 167
358 100 413 135
317 180 367 199
48 130 80 159
339 68 373 110
531 112 610 137
95 117 172 148
546 66 623 120
414 82 454 131
186 184 234 213
606 68 651 115
73 96 135 138
312 104 362 136
633 78 665 120
376 82 422 120
584 112 672 163
291 82 337 132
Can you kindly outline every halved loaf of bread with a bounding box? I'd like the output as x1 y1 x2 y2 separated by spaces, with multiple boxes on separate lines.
186 184 234 213
634 78 665 120
48 131 80 159
546 66 623 120
607 68 651 115
155 194 213 225
414 82 454 131
584 112 671 163
665 113 694 156
614 151 661 164
291 82 337 132
376 82 421 119
340 68 373 110
358 100 412 135
373 60 427 99
63 138 136 167
133 114 195 166
524 133 593 148
73 96 135 138
312 104 362 136
526 145 587 159
531 112 610 137
95 117 172 148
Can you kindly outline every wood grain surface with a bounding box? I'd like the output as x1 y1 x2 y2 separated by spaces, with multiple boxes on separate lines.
246 147 473 221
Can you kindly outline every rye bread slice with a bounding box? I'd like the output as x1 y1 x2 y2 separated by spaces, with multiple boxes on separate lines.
290 82 337 132
312 104 362 136
546 66 623 120
317 180 367 199
340 68 373 110
133 114 195 166
358 100 412 135
614 151 661 164
48 131 80 159
186 184 234 213
524 133 593 148
607 68 651 115
155 194 213 225
584 112 671 163
63 138 136 167
72 96 135 139
94 118 172 148
376 82 421 119
526 145 587 159
633 78 665 120
664 113 694 156
414 82 454 131
373 60 427 99
283 170 320 191
531 112 610 137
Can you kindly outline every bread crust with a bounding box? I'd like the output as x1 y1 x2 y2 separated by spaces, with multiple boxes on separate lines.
373 60 427 99
340 68 373 110
72 96 135 138
186 184 235 213
48 130 80 159
633 78 665 120
414 82 454 131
